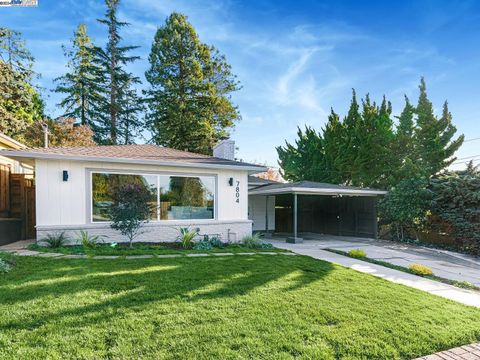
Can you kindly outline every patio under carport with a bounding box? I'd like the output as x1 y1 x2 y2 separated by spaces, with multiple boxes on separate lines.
248 181 387 242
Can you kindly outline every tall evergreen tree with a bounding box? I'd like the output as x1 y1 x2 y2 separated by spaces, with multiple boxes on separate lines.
413 78 463 174
277 78 463 189
0 27 43 138
92 0 140 144
277 126 326 182
145 12 240 155
54 24 101 128
117 83 144 144
352 95 394 187
335 90 361 180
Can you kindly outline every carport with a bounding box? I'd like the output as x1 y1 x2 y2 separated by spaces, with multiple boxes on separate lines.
248 181 387 242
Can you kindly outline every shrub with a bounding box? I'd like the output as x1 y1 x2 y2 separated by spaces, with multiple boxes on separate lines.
110 183 152 247
177 227 198 249
42 232 68 248
193 240 213 251
348 249 367 258
242 233 273 249
451 280 478 290
0 253 14 273
78 230 103 249
409 264 433 276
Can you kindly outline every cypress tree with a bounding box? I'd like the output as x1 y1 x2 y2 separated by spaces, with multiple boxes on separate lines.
414 78 464 175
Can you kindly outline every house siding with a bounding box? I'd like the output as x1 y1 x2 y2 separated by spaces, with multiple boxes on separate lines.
35 159 250 243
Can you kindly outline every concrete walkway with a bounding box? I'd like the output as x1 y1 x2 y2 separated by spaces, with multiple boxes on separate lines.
268 238 480 308
279 234 480 286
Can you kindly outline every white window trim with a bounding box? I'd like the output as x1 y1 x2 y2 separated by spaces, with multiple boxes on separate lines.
87 168 218 224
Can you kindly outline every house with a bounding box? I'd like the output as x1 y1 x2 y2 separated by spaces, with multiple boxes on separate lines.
0 140 266 244
0 133 35 244
0 139 386 244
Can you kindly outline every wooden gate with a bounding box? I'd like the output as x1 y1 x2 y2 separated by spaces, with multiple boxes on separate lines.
10 174 36 239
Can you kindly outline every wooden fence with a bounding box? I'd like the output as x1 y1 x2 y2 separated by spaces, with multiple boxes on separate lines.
0 164 11 217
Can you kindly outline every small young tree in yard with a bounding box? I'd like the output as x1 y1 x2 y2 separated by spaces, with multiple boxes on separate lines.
110 183 152 247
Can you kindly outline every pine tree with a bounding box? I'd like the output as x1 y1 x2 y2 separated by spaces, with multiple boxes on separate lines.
414 78 464 175
54 24 101 128
145 12 240 155
92 0 140 144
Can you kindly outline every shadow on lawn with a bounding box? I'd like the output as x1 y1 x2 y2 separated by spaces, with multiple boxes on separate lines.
0 255 334 331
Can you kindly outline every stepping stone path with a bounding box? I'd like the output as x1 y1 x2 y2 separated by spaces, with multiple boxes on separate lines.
414 343 480 360
1 248 294 260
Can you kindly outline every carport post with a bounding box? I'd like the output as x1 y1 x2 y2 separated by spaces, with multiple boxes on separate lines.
286 192 303 243
293 193 298 238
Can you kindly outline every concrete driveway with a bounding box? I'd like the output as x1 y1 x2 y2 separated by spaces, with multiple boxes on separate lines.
268 234 480 287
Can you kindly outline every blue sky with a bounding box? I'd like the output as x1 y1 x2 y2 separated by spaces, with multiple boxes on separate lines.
2 0 480 169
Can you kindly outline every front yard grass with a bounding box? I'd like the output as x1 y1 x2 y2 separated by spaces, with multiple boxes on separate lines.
27 242 284 256
1 255 479 359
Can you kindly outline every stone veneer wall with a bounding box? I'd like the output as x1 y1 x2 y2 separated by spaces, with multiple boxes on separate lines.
36 220 252 245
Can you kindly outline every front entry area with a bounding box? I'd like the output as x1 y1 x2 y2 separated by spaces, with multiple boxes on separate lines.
275 194 377 238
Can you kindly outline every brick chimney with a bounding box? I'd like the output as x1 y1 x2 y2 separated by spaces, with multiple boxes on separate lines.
213 138 235 160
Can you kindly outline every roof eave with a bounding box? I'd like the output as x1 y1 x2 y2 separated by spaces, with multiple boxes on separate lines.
248 186 387 196
0 150 268 173
0 133 27 149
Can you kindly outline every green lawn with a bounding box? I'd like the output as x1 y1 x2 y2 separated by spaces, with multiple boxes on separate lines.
1 255 479 359
27 242 284 256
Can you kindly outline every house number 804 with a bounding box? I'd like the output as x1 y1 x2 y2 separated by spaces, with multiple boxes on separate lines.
235 181 240 203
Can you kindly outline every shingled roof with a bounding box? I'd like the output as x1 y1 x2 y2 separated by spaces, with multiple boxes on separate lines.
0 144 266 172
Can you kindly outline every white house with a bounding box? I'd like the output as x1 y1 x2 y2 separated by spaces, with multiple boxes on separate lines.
0 140 266 244
0 139 387 244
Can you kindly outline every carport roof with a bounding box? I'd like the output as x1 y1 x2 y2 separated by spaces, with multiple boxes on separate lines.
248 180 387 196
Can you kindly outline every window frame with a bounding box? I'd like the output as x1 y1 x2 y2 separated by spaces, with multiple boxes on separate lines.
87 169 218 224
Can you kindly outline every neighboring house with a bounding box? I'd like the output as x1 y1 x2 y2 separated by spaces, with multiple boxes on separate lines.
0 138 386 244
0 133 35 244
0 140 266 243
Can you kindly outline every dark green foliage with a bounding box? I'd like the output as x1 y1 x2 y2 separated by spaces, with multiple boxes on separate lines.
276 126 327 182
413 78 464 175
145 12 240 155
109 183 152 246
193 235 225 250
0 27 44 138
277 79 463 190
429 165 480 254
91 0 141 144
379 178 431 240
54 24 102 128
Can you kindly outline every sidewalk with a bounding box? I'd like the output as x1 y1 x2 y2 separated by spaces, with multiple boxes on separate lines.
269 239 480 308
